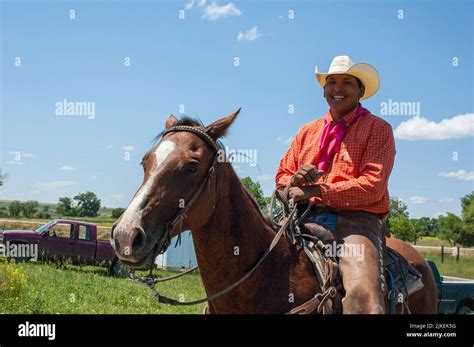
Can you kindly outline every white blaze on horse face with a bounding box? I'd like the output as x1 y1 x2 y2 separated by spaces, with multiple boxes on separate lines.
118 140 176 232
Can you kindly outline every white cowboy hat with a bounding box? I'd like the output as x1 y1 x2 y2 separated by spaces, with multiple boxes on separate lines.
316 55 380 100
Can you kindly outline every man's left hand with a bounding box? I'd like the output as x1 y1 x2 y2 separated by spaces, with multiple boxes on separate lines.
288 185 321 202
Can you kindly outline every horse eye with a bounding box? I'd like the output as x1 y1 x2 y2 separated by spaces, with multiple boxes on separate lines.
184 162 199 174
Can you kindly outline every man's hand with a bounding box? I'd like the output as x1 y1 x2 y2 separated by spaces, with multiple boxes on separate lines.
288 185 321 202
290 164 323 187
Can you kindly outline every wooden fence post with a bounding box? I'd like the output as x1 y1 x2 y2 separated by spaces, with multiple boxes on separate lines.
441 245 444 263
456 246 460 262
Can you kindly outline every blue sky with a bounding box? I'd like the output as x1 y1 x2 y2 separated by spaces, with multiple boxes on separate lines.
1 0 473 218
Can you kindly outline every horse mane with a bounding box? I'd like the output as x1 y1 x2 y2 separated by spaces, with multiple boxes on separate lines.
239 175 280 232
154 116 205 143
173 116 204 127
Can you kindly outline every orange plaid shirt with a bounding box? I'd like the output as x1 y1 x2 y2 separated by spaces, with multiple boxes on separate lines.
275 106 396 216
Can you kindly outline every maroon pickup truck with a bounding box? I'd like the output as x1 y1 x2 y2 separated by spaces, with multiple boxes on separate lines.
0 219 129 276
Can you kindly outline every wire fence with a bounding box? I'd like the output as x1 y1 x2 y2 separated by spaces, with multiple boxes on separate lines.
413 245 474 262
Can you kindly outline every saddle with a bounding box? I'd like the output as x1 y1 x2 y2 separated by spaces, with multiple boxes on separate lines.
300 219 423 314
385 246 424 313
268 188 423 314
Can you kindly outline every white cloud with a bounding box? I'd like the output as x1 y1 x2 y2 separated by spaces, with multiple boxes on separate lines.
277 136 293 144
394 113 474 140
202 2 241 21
184 0 206 10
438 197 455 203
257 174 274 181
90 175 97 180
184 0 194 10
409 196 427 204
237 26 261 41
60 165 74 171
31 180 76 192
106 144 113 149
439 169 474 181
123 145 135 152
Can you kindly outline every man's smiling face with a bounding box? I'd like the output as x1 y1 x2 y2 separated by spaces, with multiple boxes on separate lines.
323 74 365 117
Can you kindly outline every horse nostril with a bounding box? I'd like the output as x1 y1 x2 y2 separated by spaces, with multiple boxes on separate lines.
132 227 147 252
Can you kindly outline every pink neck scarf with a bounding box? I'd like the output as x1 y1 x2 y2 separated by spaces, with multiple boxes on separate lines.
314 104 370 171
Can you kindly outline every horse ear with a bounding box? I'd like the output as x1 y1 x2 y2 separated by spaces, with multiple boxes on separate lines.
206 108 241 140
166 114 178 129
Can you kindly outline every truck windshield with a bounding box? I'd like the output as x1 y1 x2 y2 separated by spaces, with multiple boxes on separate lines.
35 220 56 234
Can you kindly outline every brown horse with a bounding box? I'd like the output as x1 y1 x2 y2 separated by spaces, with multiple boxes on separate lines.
111 109 438 314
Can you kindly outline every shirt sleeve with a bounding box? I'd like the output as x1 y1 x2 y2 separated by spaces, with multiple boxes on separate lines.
319 121 396 209
275 130 302 187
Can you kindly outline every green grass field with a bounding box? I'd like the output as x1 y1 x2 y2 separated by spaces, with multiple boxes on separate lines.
1 246 472 314
1 228 472 314
417 249 474 279
0 261 206 314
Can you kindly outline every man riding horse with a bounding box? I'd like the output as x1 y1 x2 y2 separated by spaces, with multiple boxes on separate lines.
276 55 395 314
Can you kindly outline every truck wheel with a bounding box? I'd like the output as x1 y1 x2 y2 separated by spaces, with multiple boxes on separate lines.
7 257 30 264
456 305 473 315
110 259 131 278
7 243 31 263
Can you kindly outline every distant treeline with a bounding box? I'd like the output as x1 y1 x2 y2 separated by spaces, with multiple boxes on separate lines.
2 182 473 248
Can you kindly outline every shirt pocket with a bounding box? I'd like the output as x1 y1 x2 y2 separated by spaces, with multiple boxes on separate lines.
336 143 366 176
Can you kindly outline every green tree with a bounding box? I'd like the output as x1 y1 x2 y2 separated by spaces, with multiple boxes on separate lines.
56 197 76 216
0 206 8 217
36 211 52 219
21 200 39 218
240 177 267 213
389 197 409 218
8 201 22 217
410 218 424 243
438 213 464 246
390 214 417 242
463 199 474 227
74 191 101 217
384 197 409 232
410 217 440 238
461 192 474 213
461 192 474 227
426 217 441 237
459 192 474 246
111 208 126 219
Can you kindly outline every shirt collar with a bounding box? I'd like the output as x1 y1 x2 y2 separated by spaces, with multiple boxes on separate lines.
325 103 360 125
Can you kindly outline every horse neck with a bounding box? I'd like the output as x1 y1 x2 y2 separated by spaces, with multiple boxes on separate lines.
191 162 277 299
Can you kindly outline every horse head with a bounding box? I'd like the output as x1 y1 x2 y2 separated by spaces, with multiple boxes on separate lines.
111 109 240 268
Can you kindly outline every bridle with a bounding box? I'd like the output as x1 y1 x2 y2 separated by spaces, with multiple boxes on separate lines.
157 125 221 254
129 125 335 313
